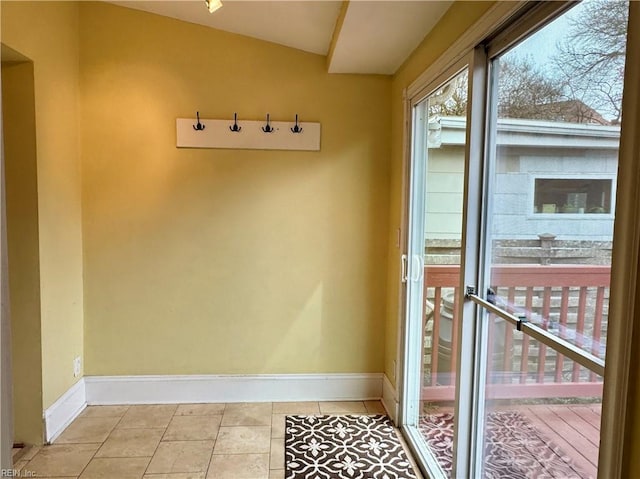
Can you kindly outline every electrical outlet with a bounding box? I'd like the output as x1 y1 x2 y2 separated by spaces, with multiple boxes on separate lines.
73 356 81 377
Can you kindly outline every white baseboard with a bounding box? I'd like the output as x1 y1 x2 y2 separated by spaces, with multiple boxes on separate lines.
43 379 87 443
381 374 399 424
85 373 383 405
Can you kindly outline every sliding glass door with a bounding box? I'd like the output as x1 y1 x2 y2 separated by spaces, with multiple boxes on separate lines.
401 1 629 477
402 67 469 476
473 3 627 476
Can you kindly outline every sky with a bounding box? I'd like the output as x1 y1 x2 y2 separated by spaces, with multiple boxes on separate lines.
517 9 574 65
501 0 623 121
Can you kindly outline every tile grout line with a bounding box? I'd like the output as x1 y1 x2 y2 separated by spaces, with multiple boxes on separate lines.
140 405 176 478
98 406 147 479
40 408 130 479
269 401 275 473
203 403 226 479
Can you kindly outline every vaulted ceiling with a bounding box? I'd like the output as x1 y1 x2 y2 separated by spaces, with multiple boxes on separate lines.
109 0 453 74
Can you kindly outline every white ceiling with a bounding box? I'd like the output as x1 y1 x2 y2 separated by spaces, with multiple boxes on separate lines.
111 1 343 55
329 1 451 74
109 0 453 74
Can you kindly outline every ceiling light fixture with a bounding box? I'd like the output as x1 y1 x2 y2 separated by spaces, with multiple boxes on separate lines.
205 0 223 13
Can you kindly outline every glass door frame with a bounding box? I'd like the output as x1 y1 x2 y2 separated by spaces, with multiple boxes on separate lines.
398 2 639 478
471 4 626 477
398 53 480 479
400 87 441 479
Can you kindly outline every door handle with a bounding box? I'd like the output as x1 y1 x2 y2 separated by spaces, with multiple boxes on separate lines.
411 254 424 282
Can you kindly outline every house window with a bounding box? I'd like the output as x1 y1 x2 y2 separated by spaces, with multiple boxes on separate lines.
533 178 612 213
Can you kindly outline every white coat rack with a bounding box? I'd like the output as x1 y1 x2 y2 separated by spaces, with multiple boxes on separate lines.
176 112 321 151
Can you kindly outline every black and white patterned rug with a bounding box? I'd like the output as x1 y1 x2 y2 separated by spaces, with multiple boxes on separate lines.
285 414 418 479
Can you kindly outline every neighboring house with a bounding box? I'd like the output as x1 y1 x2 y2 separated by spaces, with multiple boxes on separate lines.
426 116 620 242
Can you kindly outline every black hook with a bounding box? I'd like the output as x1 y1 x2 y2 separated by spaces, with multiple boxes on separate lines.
291 114 303 133
229 113 241 132
262 114 275 133
193 111 205 131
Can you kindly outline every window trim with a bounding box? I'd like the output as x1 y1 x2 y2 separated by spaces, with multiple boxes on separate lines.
406 3 524 100
484 1 578 60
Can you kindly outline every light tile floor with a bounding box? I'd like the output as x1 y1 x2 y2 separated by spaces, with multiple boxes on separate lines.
13 400 423 479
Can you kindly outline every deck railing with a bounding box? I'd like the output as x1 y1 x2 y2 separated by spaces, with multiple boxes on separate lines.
422 264 609 401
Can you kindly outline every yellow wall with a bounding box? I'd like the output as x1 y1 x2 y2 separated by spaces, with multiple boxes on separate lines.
79 3 391 375
385 2 495 388
1 59 43 445
1 2 84 411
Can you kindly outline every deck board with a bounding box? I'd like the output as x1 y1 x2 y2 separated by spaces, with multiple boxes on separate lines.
521 406 597 478
525 405 599 470
546 405 601 446
418 403 600 478
569 405 601 429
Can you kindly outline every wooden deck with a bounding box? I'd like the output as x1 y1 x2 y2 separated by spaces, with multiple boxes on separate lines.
418 403 600 478
515 403 600 478
417 264 606 477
